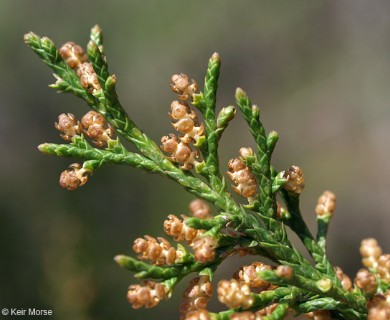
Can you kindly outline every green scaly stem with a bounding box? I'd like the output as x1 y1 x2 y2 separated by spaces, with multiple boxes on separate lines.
24 25 373 319
235 88 275 218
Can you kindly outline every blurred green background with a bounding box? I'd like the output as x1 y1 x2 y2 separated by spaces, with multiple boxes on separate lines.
1 1 390 319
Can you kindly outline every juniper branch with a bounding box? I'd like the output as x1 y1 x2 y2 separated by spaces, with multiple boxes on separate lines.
24 25 385 320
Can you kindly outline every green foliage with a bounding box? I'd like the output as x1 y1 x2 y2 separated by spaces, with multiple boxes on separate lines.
24 25 387 320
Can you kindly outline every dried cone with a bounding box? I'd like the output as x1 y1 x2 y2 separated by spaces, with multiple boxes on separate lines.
368 291 390 320
334 266 352 291
132 235 181 265
59 163 90 190
161 134 199 170
235 262 273 290
81 111 114 147
192 236 216 263
161 134 179 153
127 281 167 309
377 254 390 282
256 303 278 320
276 265 294 280
217 279 254 309
170 73 198 101
77 62 101 93
59 41 87 69
360 238 382 269
315 191 336 217
283 165 305 194
354 268 378 295
164 214 201 243
227 158 257 200
180 276 212 319
189 199 211 220
170 100 204 144
55 113 82 141
170 100 192 120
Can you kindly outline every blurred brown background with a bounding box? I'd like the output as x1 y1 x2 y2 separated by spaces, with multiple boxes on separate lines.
1 1 390 319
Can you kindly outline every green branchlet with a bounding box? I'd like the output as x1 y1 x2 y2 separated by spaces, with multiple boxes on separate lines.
90 25 104 53
24 25 386 320
317 214 332 250
216 105 236 140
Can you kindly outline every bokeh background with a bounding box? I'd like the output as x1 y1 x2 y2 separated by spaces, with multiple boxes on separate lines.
1 1 390 319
